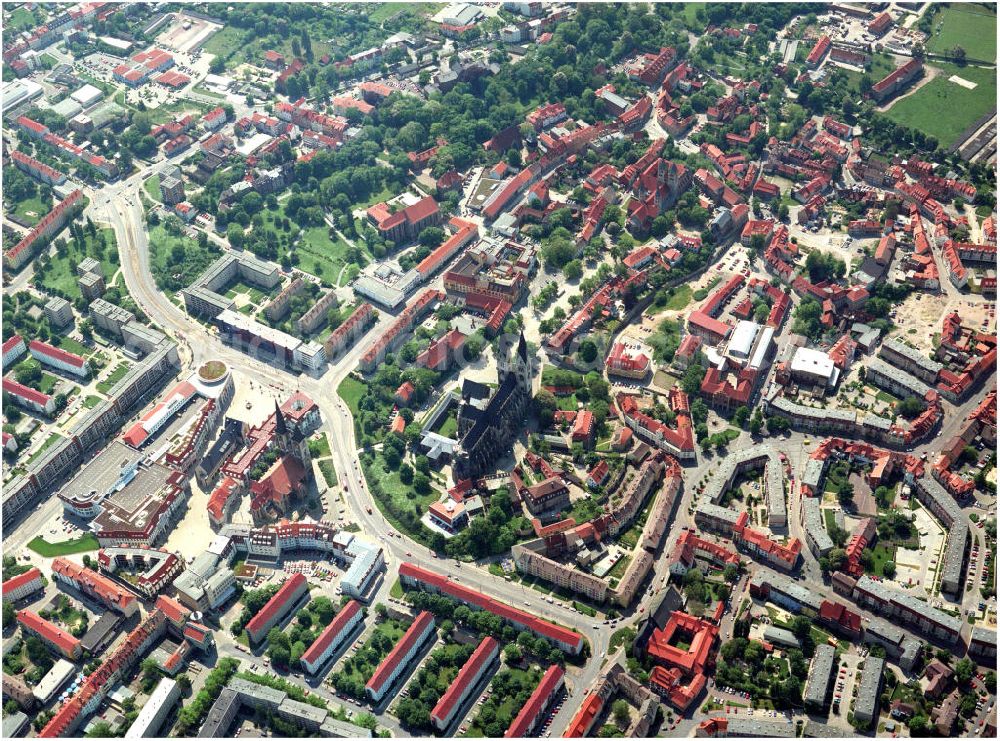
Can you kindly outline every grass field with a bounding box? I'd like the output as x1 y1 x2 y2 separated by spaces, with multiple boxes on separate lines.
36 228 118 301
27 533 100 557
338 376 367 416
665 284 693 311
925 4 996 62
82 395 103 409
55 336 92 357
96 362 132 394
7 6 36 31
26 433 64 465
144 174 162 203
867 542 897 578
884 62 998 147
262 205 366 287
10 195 50 226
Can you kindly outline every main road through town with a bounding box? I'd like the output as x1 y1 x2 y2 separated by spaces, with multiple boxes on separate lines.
91 182 613 734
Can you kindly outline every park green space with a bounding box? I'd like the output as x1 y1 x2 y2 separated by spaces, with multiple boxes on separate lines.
260 204 366 287
337 376 367 417
147 222 221 293
884 62 998 148
27 533 99 557
924 4 996 62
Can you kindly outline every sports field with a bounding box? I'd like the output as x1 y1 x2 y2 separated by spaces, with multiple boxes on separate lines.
925 4 996 63
884 63 998 147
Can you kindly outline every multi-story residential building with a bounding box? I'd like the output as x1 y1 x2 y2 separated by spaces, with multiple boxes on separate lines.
4 188 84 270
431 636 499 731
365 610 436 703
300 600 363 675
16 610 82 659
2 378 56 415
51 558 139 617
2 335 27 367
399 563 585 654
800 496 834 558
803 644 836 711
245 572 309 644
29 339 88 378
854 657 885 728
1 567 45 602
851 575 962 643
504 665 565 738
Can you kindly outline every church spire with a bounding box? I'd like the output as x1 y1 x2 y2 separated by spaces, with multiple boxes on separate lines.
274 398 287 436
517 330 528 362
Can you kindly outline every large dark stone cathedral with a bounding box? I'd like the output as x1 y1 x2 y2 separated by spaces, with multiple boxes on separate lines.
453 331 533 480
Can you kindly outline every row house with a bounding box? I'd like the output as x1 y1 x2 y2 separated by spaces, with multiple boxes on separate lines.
430 637 499 731
504 665 565 738
300 600 363 675
2 567 45 602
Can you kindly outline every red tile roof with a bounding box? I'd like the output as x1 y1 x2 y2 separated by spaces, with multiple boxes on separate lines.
2 567 43 597
30 339 86 368
399 563 583 651
301 599 361 667
505 664 565 737
246 572 307 638
432 636 498 724
366 610 434 694
17 609 81 656
2 378 53 407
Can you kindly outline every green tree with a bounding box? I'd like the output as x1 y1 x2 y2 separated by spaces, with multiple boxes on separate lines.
612 699 630 729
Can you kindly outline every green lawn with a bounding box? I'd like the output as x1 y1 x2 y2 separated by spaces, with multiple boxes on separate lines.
96 362 132 394
26 433 64 465
296 227 360 286
27 533 100 557
389 578 404 599
436 413 458 439
82 395 103 409
925 4 996 62
665 284 693 311
36 228 118 301
338 376 367 417
201 25 246 61
10 195 51 226
368 2 442 23
55 336 92 357
866 543 897 578
144 174 162 203
884 62 998 147
6 6 36 31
